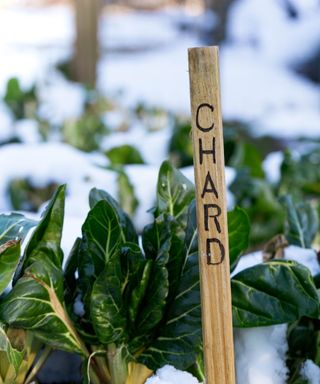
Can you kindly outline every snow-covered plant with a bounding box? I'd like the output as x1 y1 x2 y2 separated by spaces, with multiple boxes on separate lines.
0 161 319 384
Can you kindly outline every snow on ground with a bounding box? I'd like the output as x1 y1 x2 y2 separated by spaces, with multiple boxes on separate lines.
0 103 13 141
228 0 320 66
219 46 320 129
98 34 197 113
235 324 289 384
0 5 72 93
301 360 320 384
263 151 283 184
0 1 318 138
37 71 86 126
145 365 200 384
13 119 41 143
285 245 320 276
100 10 180 51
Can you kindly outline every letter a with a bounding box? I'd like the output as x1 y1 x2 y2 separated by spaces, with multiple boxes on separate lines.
201 172 218 199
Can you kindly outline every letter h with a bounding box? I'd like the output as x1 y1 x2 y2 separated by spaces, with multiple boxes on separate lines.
199 138 216 165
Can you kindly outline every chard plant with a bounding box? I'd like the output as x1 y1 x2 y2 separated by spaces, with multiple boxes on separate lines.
0 161 319 384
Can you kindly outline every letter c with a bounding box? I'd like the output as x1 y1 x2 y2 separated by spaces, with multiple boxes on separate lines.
196 103 215 132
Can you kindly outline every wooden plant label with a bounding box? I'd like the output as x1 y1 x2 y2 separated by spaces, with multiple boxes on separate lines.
188 46 236 384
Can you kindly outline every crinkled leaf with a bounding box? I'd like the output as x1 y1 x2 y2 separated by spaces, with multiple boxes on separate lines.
228 207 250 271
90 259 127 345
0 187 84 355
133 262 168 337
0 213 36 246
89 188 137 243
14 185 66 283
142 215 172 263
0 261 84 355
142 213 184 311
0 325 24 376
157 161 194 221
129 260 152 325
79 200 127 291
0 240 21 295
281 195 318 248
232 260 320 327
139 252 201 371
90 243 146 345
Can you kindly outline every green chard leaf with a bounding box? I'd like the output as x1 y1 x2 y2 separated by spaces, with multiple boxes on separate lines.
281 195 318 248
156 160 194 222
0 262 84 354
0 325 24 377
14 185 66 282
138 205 201 371
232 260 320 327
139 252 201 371
228 207 250 271
0 240 21 295
0 213 36 246
89 188 137 243
79 194 137 295
0 185 87 356
142 215 173 263
90 243 148 345
132 261 168 338
90 239 169 349
90 255 128 346
128 259 153 325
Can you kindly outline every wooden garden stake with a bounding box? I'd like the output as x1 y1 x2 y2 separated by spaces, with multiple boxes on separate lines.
188 46 236 384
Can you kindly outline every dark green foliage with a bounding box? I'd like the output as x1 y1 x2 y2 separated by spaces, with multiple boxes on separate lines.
8 178 59 212
230 170 284 246
4 77 37 120
281 195 319 248
232 261 320 327
279 148 320 198
106 145 145 165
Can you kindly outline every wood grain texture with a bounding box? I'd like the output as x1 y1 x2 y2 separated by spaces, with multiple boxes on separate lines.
188 46 236 384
